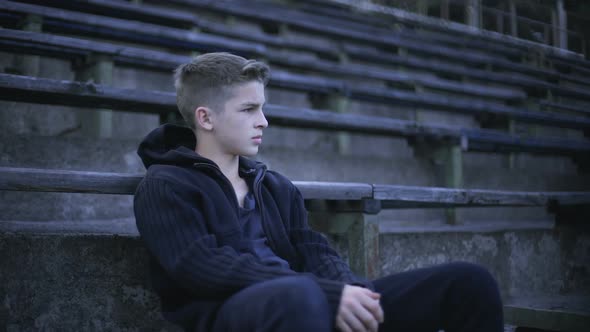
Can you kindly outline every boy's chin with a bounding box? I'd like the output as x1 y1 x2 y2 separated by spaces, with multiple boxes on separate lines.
241 148 260 157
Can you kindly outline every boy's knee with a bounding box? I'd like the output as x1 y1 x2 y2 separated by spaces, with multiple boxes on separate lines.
269 276 331 331
447 262 501 301
452 262 497 284
275 276 327 310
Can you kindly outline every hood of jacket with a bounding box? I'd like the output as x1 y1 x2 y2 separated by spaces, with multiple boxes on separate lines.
137 123 265 172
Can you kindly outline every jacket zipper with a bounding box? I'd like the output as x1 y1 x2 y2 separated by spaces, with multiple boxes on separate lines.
252 168 279 253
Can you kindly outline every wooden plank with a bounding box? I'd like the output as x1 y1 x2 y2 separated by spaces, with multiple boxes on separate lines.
460 128 590 154
373 185 548 208
292 181 372 200
0 1 265 55
0 73 177 113
351 84 590 130
374 184 590 208
0 167 372 200
539 100 590 116
23 0 196 28
0 167 143 194
1 167 589 209
0 28 187 69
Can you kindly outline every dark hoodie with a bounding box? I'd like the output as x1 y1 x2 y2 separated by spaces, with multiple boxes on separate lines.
134 124 373 331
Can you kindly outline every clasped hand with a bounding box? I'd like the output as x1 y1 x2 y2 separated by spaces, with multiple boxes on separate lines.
336 285 384 332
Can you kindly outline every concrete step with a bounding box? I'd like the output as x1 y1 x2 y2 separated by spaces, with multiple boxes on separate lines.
1 220 587 331
0 134 144 221
0 221 179 332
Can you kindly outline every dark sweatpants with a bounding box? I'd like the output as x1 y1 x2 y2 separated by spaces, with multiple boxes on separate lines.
209 262 504 332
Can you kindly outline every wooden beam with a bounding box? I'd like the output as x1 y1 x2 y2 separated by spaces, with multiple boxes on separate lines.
291 181 373 200
0 167 143 195
1 167 589 208
0 167 373 200
374 184 590 208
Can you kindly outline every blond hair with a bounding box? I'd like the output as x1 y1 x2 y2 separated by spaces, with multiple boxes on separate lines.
174 52 270 129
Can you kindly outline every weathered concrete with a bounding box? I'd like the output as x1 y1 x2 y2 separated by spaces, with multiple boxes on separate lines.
378 226 590 298
0 221 587 330
0 134 144 221
0 230 180 331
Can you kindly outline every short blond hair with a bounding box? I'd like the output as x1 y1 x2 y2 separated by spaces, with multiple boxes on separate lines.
174 52 270 129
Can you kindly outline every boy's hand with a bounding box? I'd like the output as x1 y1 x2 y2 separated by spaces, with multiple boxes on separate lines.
336 285 384 332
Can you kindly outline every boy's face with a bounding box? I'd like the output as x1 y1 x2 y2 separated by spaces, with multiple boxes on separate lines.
210 81 268 157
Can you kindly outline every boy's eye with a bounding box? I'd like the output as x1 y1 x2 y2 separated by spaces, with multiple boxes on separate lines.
242 108 254 112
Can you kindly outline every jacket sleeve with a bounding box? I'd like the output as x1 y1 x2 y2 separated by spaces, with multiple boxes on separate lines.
287 184 375 290
134 176 346 307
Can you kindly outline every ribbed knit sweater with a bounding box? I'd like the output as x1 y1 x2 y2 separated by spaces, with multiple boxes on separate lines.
134 124 373 331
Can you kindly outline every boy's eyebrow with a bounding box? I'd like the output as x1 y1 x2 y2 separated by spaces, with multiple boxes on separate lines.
239 101 266 107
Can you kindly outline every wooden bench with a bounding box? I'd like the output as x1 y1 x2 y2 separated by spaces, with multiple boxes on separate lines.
154 0 590 91
0 1 527 103
1 166 588 331
1 73 589 158
2 28 590 136
278 0 590 77
11 0 590 99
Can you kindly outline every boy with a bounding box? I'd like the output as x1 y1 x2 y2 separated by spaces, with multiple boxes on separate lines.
134 52 503 332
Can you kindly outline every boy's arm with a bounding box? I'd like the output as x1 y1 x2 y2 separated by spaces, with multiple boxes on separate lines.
287 185 375 290
134 176 347 317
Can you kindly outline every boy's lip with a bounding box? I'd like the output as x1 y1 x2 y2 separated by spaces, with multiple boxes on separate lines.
252 135 263 139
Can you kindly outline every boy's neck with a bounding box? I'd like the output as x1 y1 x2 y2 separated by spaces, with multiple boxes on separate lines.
196 145 241 183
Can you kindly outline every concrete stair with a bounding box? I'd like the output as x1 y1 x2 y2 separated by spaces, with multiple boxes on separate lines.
1 220 587 330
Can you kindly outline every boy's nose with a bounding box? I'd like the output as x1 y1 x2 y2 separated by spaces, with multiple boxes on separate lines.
257 110 268 129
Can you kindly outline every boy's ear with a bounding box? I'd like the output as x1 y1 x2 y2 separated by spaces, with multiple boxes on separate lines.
195 106 214 131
